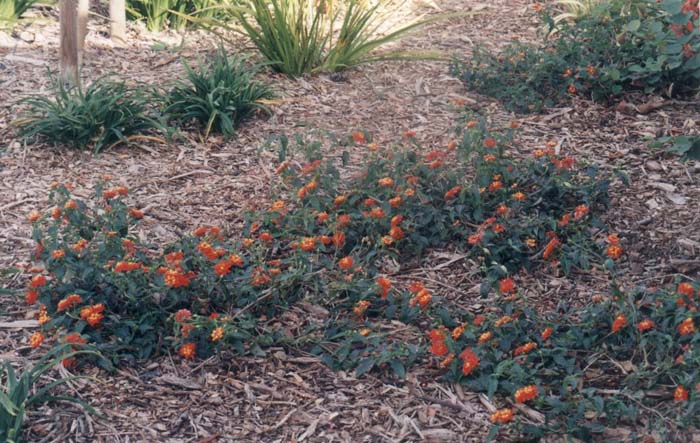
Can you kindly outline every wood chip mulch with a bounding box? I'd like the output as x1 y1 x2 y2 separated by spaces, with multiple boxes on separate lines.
0 0 698 441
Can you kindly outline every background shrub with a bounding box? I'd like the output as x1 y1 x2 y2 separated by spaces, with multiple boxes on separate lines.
126 0 231 32
452 0 700 112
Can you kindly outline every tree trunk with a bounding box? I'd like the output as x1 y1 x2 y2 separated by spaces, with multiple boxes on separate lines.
110 0 126 45
77 0 89 59
59 0 79 86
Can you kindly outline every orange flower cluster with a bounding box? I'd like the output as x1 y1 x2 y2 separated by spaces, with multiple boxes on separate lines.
468 233 482 245
353 300 371 318
193 226 222 238
428 329 449 357
637 319 655 332
674 386 689 402
163 269 191 288
57 293 82 311
541 327 553 341
490 408 514 424
378 177 394 187
606 234 623 260
300 237 316 252
408 283 432 309
513 342 538 356
71 238 89 252
460 348 480 376
65 332 87 346
375 277 392 299
478 331 493 344
30 275 47 288
175 309 192 323
251 267 272 286
103 186 129 199
210 327 225 342
514 385 538 403
80 304 105 327
543 234 561 260
29 331 44 349
678 318 695 336
317 212 329 223
52 249 65 259
498 277 516 294
511 191 525 201
612 314 627 333
296 180 318 199
452 323 466 340
179 342 196 359
352 131 366 144
198 241 226 260
495 315 513 327
25 289 38 305
129 208 144 218
444 186 462 201
301 160 322 175
677 282 696 298
114 261 142 272
338 256 354 270
37 306 50 325
573 204 589 220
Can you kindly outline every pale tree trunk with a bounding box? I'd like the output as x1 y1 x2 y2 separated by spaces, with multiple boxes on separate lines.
110 0 126 45
77 0 89 60
59 0 79 86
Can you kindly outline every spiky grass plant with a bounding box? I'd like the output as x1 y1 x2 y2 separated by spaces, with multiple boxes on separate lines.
162 47 274 138
1 345 97 443
16 77 167 153
179 0 458 77
0 0 40 24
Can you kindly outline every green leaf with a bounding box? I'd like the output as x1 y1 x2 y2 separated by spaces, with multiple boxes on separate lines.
355 357 376 376
389 359 406 379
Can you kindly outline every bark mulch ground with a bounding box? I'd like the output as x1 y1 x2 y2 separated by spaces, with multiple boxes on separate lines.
0 0 698 441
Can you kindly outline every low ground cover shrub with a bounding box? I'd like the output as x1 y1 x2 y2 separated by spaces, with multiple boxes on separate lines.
161 48 274 138
15 78 167 153
19 120 699 439
650 134 700 160
451 0 700 112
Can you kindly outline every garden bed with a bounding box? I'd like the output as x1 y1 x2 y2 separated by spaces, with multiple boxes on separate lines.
1 0 699 441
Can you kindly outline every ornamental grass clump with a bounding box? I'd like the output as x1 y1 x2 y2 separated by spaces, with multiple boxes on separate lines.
16 78 167 153
161 48 274 138
182 0 453 76
0 344 97 442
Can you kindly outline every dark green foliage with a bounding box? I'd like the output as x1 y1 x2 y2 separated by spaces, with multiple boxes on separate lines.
16 78 166 153
162 48 274 138
452 0 700 113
